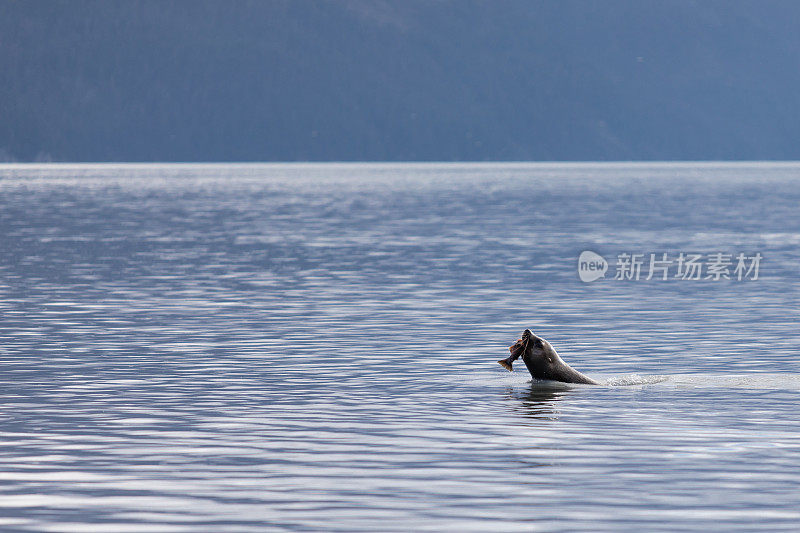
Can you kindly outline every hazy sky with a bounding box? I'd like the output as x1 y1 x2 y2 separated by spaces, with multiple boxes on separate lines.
2 0 800 161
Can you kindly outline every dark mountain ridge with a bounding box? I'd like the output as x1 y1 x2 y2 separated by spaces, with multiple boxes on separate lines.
2 0 799 161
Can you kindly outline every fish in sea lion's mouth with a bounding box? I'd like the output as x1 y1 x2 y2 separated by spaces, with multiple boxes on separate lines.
498 329 531 371
508 337 526 355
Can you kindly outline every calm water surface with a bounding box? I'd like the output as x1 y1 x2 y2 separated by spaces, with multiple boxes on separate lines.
1 163 799 531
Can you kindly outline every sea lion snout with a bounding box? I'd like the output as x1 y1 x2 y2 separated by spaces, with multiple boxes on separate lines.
508 329 533 352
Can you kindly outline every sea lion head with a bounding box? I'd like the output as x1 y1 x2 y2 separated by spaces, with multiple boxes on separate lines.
508 329 553 359
520 330 559 371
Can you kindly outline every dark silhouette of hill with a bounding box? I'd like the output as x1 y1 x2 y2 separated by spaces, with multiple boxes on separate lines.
2 0 800 161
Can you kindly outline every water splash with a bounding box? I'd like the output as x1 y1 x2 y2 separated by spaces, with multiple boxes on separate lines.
605 374 670 386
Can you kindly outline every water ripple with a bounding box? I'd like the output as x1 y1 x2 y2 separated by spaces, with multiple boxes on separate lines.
1 163 800 530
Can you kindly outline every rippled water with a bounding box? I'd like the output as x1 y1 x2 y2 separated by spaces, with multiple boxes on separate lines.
1 163 799 531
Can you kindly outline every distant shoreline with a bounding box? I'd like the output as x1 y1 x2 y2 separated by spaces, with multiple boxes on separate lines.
3 160 800 168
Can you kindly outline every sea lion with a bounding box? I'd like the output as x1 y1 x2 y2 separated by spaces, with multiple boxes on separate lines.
498 329 598 385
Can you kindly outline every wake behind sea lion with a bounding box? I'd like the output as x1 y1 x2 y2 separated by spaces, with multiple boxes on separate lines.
498 329 598 385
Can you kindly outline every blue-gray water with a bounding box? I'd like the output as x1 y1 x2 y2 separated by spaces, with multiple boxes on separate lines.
1 163 799 532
